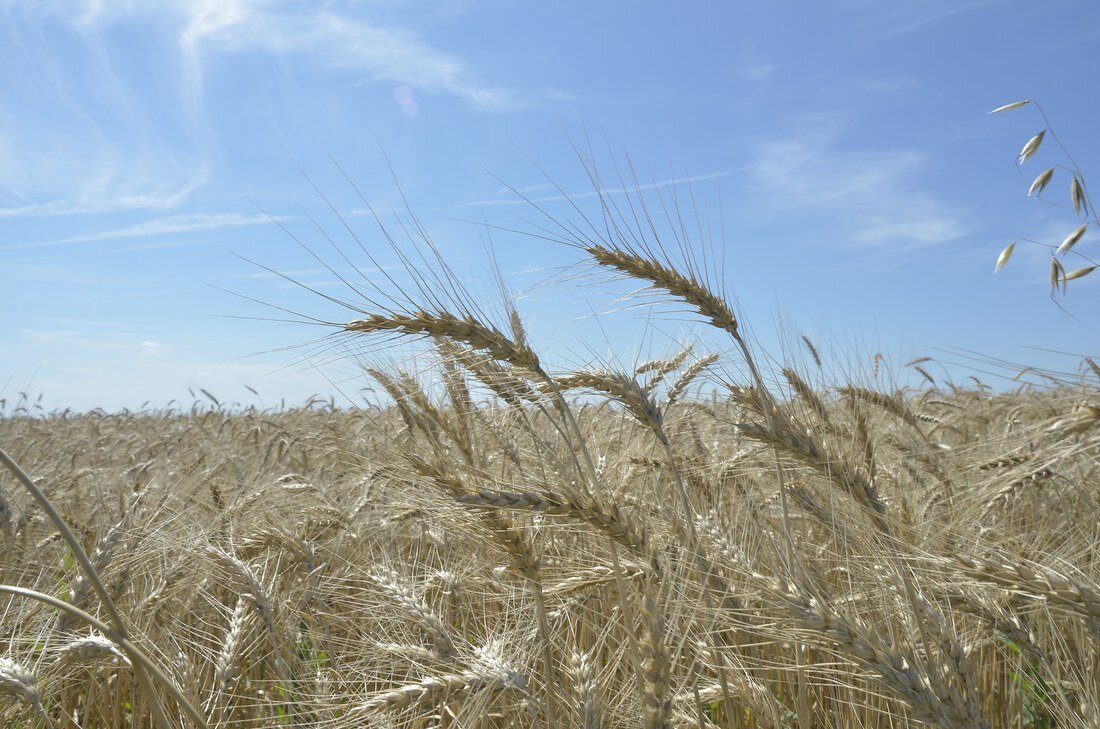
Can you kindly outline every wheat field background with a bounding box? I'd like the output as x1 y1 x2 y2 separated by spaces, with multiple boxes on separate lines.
2 182 1099 729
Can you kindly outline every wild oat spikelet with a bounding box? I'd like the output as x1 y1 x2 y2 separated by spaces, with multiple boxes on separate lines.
1028 167 1055 197
988 100 1030 114
1056 224 1087 255
994 241 1015 273
1071 176 1087 215
1063 265 1096 282
1017 131 1045 165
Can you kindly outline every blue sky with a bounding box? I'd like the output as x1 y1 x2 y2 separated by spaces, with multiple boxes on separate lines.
2 0 1098 412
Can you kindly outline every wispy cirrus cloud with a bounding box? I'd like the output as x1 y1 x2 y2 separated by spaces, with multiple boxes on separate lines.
0 108 209 221
0 212 282 251
0 4 209 218
454 170 732 209
54 0 554 112
839 0 1002 42
0 1 560 224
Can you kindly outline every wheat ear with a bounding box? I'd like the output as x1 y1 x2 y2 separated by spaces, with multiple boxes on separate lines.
585 244 738 335
765 580 985 729
457 487 651 557
346 311 541 372
350 664 526 717
55 633 130 670
206 548 291 682
950 554 1100 620
639 584 671 729
637 344 696 392
840 386 924 429
783 367 831 424
0 657 54 729
666 353 719 406
214 597 251 694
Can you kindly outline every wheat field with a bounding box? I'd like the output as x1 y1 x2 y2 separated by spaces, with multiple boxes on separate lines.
2 194 1099 729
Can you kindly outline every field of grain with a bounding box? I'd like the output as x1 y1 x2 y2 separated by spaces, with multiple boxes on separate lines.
2 208 1100 729
2 343 1098 728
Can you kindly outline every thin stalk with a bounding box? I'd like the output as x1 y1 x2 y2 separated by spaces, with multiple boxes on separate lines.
1034 102 1099 226
530 581 560 727
727 335 810 729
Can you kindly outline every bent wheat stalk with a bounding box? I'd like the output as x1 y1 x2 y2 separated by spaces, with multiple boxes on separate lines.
0 447 178 729
0 585 210 729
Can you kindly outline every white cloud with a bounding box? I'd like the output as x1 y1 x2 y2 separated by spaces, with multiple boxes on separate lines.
746 123 967 249
139 340 162 356
0 124 208 221
0 189 205 220
0 201 77 219
736 60 777 82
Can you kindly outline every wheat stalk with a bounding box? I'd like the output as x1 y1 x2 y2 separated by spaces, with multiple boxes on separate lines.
0 448 180 729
